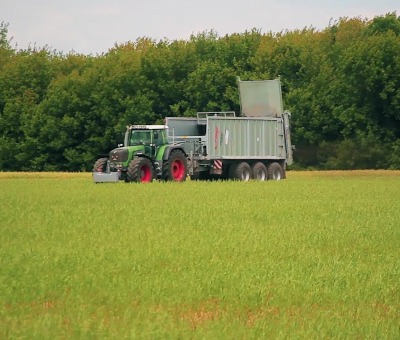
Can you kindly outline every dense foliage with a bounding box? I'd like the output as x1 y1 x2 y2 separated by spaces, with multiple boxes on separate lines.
0 13 399 171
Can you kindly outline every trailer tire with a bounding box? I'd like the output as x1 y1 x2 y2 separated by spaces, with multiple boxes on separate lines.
126 157 154 183
163 149 187 182
93 157 108 172
252 162 267 181
229 162 251 181
267 162 283 180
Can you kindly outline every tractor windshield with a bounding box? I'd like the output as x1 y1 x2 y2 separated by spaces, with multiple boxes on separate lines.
129 130 152 146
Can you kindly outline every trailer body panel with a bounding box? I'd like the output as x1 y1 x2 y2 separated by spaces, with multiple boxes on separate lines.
206 116 285 159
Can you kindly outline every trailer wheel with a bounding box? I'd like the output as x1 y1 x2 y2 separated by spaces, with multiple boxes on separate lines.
93 157 108 172
229 162 251 181
163 150 187 181
252 162 267 181
126 157 154 183
267 162 283 180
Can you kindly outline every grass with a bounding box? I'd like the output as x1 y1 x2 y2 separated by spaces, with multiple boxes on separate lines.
1 171 399 339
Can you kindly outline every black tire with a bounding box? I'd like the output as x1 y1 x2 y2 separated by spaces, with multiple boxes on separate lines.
252 162 267 181
126 157 154 183
163 150 187 182
93 157 108 172
228 162 251 181
267 162 283 180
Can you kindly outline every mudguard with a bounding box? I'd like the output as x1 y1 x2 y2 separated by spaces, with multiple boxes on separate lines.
162 145 187 160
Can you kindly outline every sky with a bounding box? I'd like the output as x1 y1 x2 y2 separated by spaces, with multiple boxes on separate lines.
2 0 399 55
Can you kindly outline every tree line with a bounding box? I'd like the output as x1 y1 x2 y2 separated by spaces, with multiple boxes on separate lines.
0 13 399 171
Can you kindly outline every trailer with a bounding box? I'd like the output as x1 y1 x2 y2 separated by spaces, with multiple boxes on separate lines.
92 78 293 182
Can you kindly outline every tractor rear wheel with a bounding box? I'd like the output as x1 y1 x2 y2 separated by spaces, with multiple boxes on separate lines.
267 162 283 180
228 162 251 181
93 157 108 172
252 162 267 181
163 150 187 181
126 157 154 183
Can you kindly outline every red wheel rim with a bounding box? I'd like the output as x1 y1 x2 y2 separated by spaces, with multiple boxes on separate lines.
140 165 152 182
171 160 185 180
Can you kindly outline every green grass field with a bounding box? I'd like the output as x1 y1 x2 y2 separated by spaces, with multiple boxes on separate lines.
1 171 399 339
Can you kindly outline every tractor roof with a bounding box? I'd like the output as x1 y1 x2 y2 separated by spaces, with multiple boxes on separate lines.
127 125 167 130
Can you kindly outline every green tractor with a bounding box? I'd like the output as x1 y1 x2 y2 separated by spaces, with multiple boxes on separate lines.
93 125 187 183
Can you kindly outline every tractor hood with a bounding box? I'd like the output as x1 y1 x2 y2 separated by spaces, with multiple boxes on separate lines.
109 146 145 164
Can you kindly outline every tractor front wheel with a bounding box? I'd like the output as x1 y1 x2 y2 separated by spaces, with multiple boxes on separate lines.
93 157 108 172
163 150 187 181
127 157 154 183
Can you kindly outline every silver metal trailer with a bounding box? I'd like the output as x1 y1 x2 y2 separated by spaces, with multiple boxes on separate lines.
166 78 293 181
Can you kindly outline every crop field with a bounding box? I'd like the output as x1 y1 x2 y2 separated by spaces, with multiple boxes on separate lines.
1 171 399 339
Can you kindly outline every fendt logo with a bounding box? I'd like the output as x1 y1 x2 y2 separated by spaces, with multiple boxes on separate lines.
111 150 118 161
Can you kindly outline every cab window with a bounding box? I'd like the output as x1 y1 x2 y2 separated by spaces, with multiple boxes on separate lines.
130 130 151 145
153 130 163 145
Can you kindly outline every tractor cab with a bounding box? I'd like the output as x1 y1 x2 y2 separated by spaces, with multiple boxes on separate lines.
124 125 168 157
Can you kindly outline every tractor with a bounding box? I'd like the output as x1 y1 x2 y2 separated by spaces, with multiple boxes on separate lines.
93 125 187 183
